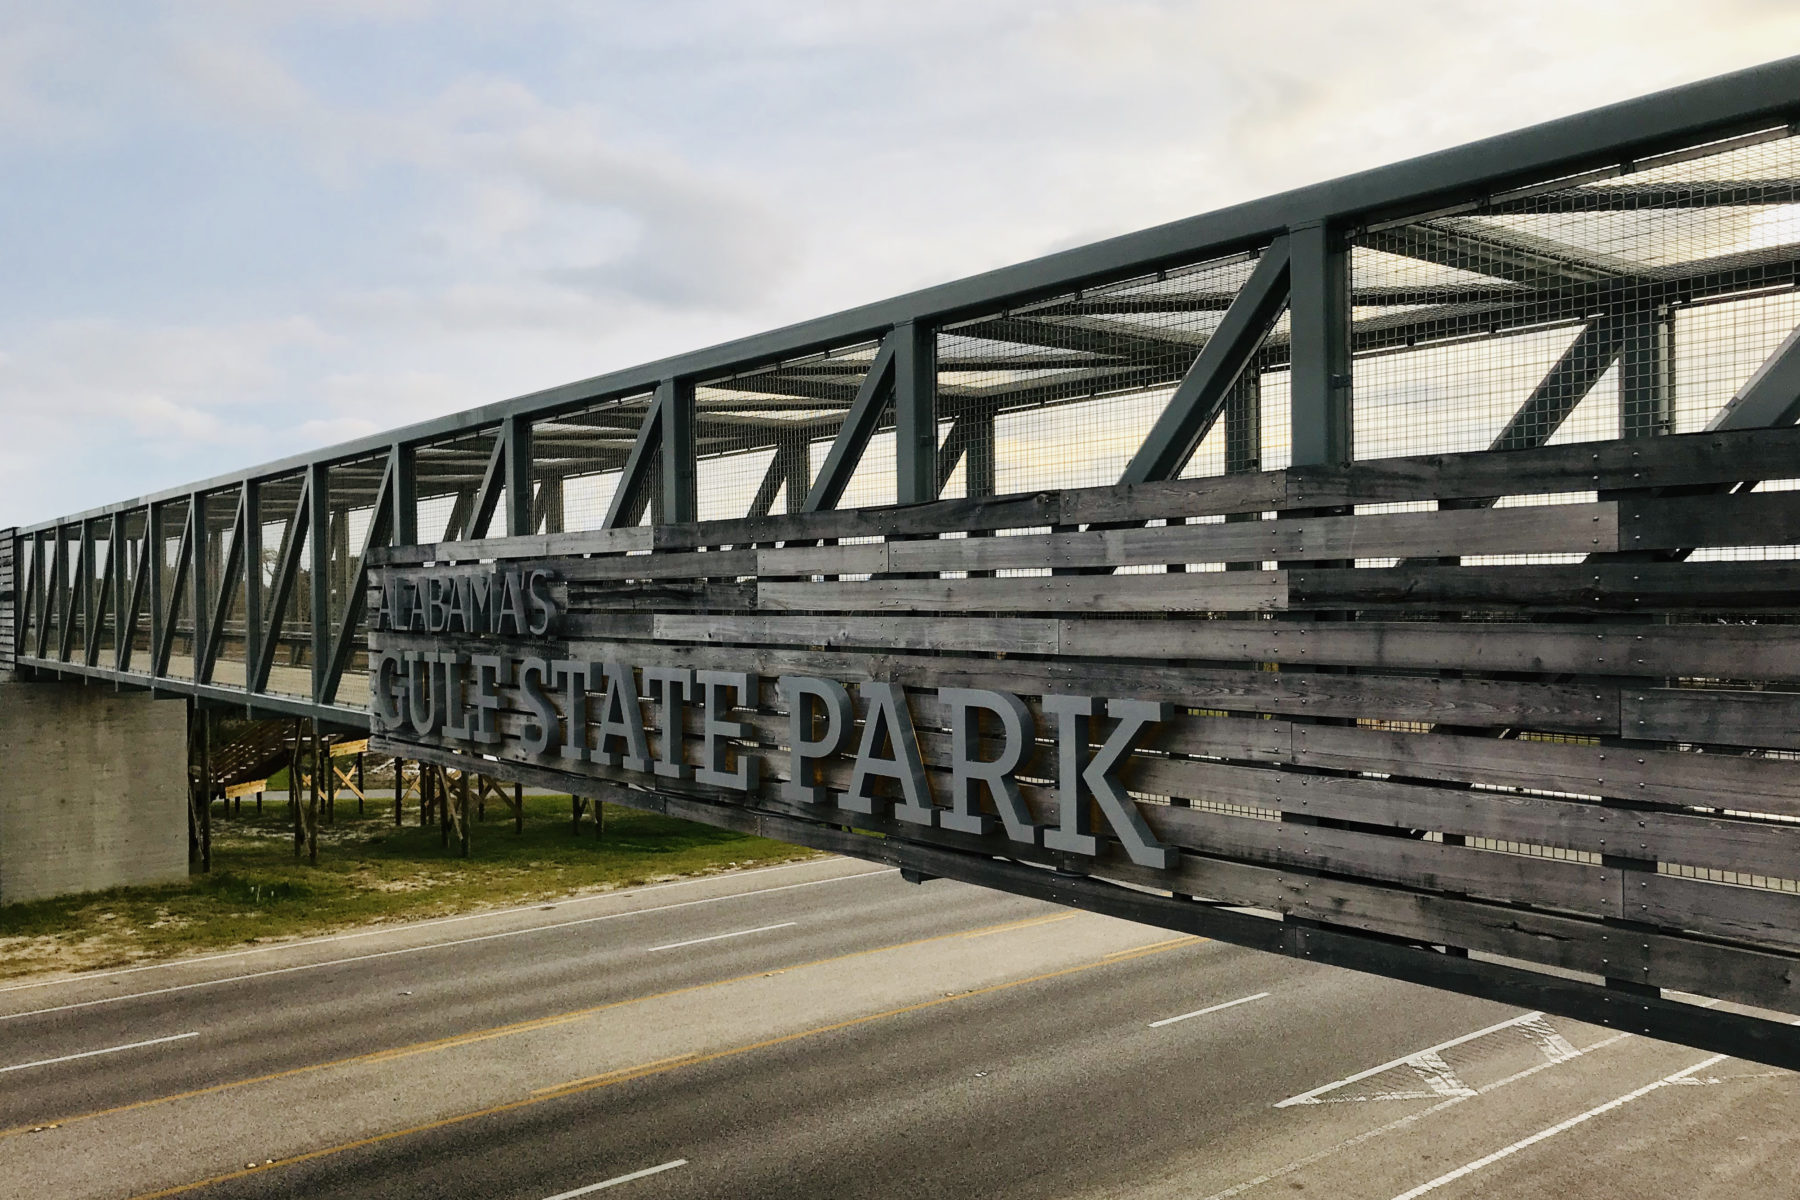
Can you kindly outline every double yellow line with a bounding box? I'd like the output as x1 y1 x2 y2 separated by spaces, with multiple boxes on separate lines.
125 934 1199 1199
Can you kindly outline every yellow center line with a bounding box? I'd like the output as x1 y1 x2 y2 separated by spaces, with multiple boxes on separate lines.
959 912 1079 938
1104 935 1204 959
124 937 1198 1200
1 910 1093 1141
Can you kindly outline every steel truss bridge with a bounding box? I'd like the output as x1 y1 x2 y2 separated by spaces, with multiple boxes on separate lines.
6 60 1800 717
9 56 1800 1070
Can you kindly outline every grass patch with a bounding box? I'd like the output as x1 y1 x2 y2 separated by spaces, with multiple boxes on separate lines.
0 794 819 982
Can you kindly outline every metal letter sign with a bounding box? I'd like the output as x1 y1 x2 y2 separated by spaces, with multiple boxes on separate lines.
369 565 1179 871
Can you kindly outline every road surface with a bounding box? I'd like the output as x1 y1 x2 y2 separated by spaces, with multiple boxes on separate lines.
1 856 1795 1199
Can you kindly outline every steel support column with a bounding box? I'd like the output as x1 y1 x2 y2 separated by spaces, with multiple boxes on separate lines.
894 322 937 504
307 462 330 705
503 414 533 537
1288 222 1352 467
659 379 697 525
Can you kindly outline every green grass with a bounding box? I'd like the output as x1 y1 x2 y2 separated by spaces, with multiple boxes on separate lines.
0 794 818 982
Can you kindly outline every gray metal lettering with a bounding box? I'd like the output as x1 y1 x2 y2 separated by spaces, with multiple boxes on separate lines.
593 661 651 772
404 650 445 737
780 675 852 806
518 655 561 756
643 665 695 780
843 681 935 826
938 686 1039 845
553 660 591 764
696 670 760 792
469 654 507 746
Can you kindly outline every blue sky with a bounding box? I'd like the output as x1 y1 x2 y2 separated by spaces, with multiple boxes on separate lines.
4 0 1800 524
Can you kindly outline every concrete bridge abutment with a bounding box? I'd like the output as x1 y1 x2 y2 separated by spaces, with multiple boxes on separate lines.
0 674 188 905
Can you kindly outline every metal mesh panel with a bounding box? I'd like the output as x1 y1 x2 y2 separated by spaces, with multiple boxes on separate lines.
200 491 239 680
157 498 191 679
415 427 499 544
88 517 114 663
256 476 307 696
119 508 149 668
35 532 57 657
529 394 654 533
1353 129 1800 459
816 393 895 511
695 343 881 518
938 250 1275 493
325 455 387 705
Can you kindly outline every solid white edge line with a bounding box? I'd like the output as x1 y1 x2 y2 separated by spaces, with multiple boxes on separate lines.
1149 992 1271 1028
1273 1011 1544 1107
0 858 866 996
0 1031 199 1074
1385 1053 1728 1200
646 923 797 953
0 870 897 1023
542 1158 689 1199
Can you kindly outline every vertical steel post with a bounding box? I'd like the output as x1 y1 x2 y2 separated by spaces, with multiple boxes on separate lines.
894 322 937 504
502 415 533 538
1623 303 1674 440
190 496 209 681
146 506 164 678
109 512 125 670
77 521 94 664
1288 221 1353 467
659 379 696 525
307 462 330 704
242 481 262 700
392 443 418 547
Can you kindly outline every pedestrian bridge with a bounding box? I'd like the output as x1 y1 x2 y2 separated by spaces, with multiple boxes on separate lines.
7 59 1800 1072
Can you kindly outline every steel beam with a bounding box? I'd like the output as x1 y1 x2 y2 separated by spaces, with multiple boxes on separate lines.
1491 316 1629 451
85 518 115 669
1120 237 1291 484
108 512 125 671
120 518 151 673
1289 223 1353 467
322 458 395 705
1623 304 1675 439
603 392 665 530
392 443 418 547
146 506 164 671
307 462 330 704
152 506 192 677
894 322 937 504
660 380 697 525
465 433 507 541
199 488 248 684
242 482 262 694
502 414 533 538
1707 321 1800 430
804 336 897 512
60 524 85 664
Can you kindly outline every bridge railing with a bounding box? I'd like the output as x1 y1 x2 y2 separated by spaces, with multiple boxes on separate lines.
7 57 1800 730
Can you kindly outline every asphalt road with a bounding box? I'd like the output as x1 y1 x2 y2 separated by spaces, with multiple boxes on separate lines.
1 856 1795 1200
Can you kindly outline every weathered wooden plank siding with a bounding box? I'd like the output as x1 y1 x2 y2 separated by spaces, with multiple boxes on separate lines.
371 424 1800 1020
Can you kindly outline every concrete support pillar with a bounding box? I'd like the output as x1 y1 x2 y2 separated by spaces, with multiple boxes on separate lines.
0 677 187 903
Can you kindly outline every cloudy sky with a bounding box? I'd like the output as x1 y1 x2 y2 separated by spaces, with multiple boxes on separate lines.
4 0 1799 525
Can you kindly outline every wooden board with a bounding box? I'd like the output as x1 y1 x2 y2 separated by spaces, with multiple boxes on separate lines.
368 422 1800 1045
